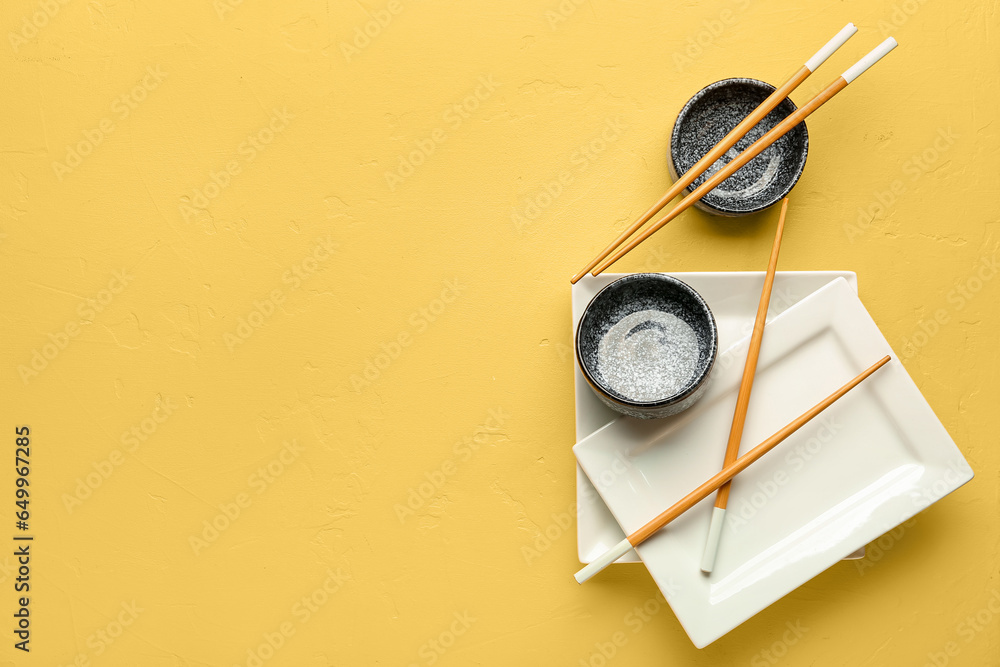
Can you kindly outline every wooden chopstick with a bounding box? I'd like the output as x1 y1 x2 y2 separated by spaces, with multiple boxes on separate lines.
700 198 788 574
569 23 857 285
574 354 891 584
590 37 898 278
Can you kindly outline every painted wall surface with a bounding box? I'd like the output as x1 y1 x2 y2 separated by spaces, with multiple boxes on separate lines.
1 0 997 665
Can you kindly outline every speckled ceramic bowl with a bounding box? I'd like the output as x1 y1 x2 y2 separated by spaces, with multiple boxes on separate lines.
575 274 718 419
669 78 809 217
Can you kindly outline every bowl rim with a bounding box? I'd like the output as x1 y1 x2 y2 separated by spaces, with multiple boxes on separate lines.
575 273 718 408
668 76 810 216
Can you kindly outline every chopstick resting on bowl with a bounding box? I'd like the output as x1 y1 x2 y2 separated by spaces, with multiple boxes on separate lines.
574 354 891 584
589 36 898 278
569 23 858 284
700 198 788 574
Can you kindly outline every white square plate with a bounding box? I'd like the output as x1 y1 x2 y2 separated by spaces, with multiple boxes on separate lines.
573 277 973 648
573 272 862 563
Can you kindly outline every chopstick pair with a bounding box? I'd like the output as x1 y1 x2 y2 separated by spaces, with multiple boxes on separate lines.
575 352 891 584
569 28 898 284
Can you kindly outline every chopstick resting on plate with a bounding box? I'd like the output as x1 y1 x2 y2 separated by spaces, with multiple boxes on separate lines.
569 22 857 284
589 36 898 277
574 354 891 584
700 198 788 574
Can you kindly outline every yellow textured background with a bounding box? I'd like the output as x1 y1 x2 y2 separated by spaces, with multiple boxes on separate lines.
1 0 998 665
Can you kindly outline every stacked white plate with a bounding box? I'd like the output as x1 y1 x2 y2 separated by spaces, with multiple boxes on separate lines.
572 273 973 648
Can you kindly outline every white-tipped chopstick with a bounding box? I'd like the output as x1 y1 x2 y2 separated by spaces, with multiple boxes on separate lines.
574 355 891 584
591 37 898 277
569 23 857 284
700 198 788 574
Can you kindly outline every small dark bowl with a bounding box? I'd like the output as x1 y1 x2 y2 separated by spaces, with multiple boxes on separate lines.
576 274 718 419
669 77 809 217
